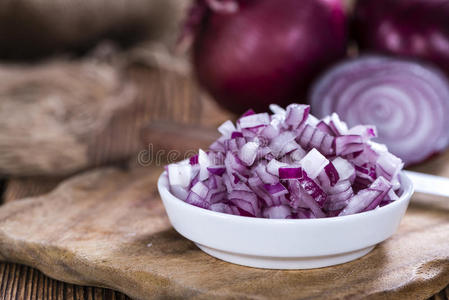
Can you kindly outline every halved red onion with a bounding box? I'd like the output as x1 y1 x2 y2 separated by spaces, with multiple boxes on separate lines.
310 56 449 165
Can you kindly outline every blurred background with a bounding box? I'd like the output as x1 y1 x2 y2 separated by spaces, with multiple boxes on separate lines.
0 0 448 298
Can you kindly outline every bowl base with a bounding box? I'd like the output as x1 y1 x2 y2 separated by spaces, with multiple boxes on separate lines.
196 244 375 269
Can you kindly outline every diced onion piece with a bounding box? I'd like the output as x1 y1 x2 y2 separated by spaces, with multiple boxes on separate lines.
269 104 286 116
263 205 292 219
191 181 209 199
186 191 210 209
267 159 288 176
263 182 288 197
339 176 391 216
269 131 297 157
238 141 259 166
284 104 310 129
218 120 236 137
198 149 212 181
239 113 270 128
300 148 329 179
279 167 303 179
376 151 403 190
324 162 340 186
210 203 233 214
168 164 192 188
170 185 189 201
332 157 355 181
329 113 348 135
207 166 226 176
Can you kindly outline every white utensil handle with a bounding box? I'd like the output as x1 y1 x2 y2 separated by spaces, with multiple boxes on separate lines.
403 170 449 197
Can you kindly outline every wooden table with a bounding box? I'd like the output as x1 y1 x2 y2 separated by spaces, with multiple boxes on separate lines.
1 176 448 300
0 66 448 299
0 65 230 300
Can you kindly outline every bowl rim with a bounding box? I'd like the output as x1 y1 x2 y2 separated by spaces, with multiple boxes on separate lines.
158 170 414 224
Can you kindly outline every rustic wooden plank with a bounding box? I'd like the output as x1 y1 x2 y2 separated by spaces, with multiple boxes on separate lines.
1 169 129 299
3 177 61 203
0 166 447 300
0 262 130 300
430 285 449 300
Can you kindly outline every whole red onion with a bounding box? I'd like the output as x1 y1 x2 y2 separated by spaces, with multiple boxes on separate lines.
352 0 449 73
186 0 347 113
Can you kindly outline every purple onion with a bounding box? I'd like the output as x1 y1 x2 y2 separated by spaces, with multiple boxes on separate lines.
310 56 449 165
183 0 347 113
167 103 404 219
352 0 449 75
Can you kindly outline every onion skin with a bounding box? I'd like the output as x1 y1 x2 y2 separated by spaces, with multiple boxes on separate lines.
310 56 449 166
352 0 449 73
192 0 347 113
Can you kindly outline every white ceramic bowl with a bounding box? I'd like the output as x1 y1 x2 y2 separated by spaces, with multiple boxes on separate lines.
157 172 413 269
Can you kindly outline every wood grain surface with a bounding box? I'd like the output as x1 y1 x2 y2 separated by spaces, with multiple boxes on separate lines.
1 177 131 300
0 61 448 299
0 61 232 299
0 164 448 300
0 263 130 300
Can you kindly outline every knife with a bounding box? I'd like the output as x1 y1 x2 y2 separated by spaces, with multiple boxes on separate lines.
403 170 449 197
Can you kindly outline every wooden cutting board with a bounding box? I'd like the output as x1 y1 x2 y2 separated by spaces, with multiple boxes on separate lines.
0 164 448 300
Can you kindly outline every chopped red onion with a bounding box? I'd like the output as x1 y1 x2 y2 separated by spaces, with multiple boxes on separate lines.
167 103 403 218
